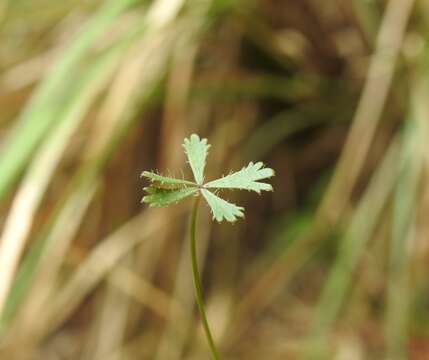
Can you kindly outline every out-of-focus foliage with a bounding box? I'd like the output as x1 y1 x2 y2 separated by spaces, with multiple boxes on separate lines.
0 0 428 359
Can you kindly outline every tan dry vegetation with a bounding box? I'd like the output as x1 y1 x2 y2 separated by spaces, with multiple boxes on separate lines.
0 0 429 359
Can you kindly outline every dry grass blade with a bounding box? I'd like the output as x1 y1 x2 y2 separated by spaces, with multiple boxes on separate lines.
0 46 122 319
318 0 415 223
45 208 181 335
385 67 429 358
304 139 400 357
225 0 416 347
12 181 97 341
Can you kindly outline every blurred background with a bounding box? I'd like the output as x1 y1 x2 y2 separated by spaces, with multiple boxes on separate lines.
0 0 428 359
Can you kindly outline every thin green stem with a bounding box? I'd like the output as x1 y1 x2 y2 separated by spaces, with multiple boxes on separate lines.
190 195 220 360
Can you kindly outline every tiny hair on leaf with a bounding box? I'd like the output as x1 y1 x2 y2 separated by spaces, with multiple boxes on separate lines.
141 171 197 188
141 134 274 222
201 189 244 223
182 134 210 185
205 161 274 193
142 186 198 207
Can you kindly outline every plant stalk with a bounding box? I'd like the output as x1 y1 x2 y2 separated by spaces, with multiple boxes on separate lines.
190 195 220 360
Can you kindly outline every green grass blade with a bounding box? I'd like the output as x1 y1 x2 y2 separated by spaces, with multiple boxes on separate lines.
304 140 400 357
0 0 138 201
385 73 428 356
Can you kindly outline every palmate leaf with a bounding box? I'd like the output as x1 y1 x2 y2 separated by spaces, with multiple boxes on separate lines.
201 189 244 223
142 186 198 207
183 134 210 185
142 134 274 222
141 171 196 187
205 161 274 193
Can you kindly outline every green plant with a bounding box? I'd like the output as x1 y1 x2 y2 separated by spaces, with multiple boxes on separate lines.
141 134 274 359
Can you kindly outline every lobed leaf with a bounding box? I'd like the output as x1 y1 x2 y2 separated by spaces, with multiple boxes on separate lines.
201 189 244 223
142 186 198 207
141 171 196 187
183 134 210 184
205 161 274 193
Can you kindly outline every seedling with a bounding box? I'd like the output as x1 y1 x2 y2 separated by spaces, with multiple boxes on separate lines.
142 134 274 359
